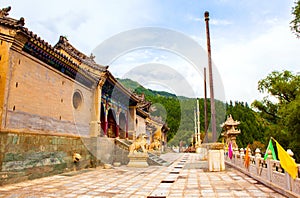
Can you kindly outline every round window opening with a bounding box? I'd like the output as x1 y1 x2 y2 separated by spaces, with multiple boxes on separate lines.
73 91 82 109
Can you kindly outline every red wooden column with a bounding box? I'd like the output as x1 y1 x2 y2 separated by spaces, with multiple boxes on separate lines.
104 102 108 136
116 125 119 138
125 110 129 139
104 117 108 136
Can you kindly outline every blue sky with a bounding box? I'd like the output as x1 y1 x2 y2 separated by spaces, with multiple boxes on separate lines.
2 0 299 103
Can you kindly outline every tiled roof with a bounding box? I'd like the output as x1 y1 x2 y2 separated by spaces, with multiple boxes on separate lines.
54 36 108 72
0 7 25 28
0 6 150 106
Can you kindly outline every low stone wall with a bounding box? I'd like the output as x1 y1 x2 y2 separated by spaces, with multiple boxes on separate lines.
114 141 130 165
0 133 133 185
0 131 97 185
93 137 129 165
225 150 300 198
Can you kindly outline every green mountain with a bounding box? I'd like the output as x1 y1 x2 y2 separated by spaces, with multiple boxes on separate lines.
117 78 178 98
117 78 269 151
117 78 221 145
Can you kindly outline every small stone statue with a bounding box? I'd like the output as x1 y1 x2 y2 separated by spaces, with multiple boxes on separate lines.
17 17 25 26
129 134 148 153
149 138 160 151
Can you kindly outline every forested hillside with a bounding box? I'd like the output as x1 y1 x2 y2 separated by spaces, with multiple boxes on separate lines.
118 78 264 148
118 71 299 162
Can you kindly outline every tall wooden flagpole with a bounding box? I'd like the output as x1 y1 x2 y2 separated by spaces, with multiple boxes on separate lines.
204 67 208 143
204 11 217 142
194 108 197 146
196 99 201 145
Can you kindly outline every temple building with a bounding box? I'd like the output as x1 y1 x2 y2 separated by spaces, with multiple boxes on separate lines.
0 6 166 185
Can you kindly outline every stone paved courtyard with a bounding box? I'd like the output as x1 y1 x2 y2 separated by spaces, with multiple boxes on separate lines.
0 153 287 198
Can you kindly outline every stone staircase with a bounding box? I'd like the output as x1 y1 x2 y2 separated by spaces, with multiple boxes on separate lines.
115 138 170 166
114 138 132 150
148 152 170 166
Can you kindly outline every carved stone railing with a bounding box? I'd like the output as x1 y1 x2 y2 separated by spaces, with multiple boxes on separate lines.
225 149 300 198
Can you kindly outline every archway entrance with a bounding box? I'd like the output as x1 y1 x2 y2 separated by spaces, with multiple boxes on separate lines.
100 103 106 136
107 109 117 138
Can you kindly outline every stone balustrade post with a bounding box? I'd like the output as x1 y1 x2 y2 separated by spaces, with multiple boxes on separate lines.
247 147 252 170
248 147 252 157
255 148 261 158
255 148 261 175
240 148 244 155
285 149 295 191
233 148 238 165
239 148 244 167
267 149 272 181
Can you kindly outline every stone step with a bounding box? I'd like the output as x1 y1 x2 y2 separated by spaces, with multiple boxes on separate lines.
148 152 170 166
115 138 132 149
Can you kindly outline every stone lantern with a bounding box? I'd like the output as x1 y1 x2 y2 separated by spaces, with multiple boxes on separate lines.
221 115 241 150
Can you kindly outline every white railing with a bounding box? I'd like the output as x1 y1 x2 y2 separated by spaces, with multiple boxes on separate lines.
225 149 300 197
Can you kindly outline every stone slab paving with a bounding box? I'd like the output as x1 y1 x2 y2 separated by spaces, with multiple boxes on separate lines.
0 153 287 198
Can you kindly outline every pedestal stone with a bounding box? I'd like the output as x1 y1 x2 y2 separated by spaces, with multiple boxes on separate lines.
127 153 149 168
207 143 225 172
208 150 225 171
198 147 208 160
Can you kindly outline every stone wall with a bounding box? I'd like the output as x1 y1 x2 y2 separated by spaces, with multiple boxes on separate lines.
3 50 93 136
136 115 146 138
92 137 129 165
114 140 130 165
0 28 13 130
0 132 97 186
0 133 134 186
127 107 136 140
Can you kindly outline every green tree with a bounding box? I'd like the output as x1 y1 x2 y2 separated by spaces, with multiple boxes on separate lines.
225 101 266 149
252 70 300 162
291 0 300 37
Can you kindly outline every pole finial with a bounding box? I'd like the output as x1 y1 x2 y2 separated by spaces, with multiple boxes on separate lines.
204 11 209 21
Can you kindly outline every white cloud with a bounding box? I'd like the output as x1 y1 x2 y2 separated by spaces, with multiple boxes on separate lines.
2 0 159 53
210 19 233 26
213 22 300 103
188 15 232 26
2 0 299 104
111 50 203 98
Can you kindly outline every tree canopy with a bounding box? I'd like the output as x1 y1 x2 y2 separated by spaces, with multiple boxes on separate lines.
291 0 300 37
118 71 300 162
252 70 300 161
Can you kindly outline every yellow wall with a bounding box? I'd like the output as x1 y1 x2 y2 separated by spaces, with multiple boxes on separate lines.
136 115 146 137
0 27 15 129
128 106 136 139
3 49 93 136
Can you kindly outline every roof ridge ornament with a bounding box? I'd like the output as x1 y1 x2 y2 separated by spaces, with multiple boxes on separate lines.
0 6 11 17
17 17 25 26
90 53 95 61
